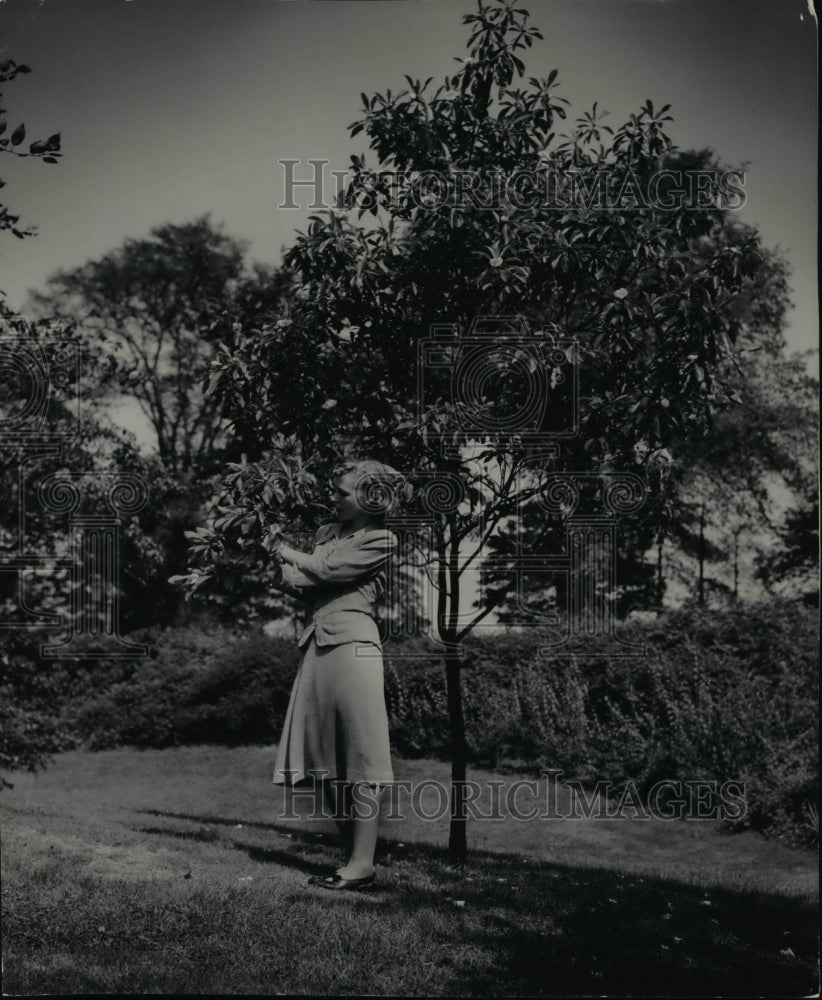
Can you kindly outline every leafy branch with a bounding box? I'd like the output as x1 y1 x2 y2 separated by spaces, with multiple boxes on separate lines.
0 59 62 242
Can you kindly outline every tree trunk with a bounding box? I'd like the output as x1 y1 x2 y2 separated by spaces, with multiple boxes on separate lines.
445 649 468 865
697 504 706 606
656 536 664 607
733 531 739 600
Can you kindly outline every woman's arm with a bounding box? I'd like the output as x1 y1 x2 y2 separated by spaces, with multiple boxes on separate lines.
276 529 396 586
268 561 305 599
267 524 335 595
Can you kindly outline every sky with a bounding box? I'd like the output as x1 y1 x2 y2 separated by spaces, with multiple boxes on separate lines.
0 0 817 371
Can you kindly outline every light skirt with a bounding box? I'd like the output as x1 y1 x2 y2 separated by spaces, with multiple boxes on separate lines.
272 638 394 786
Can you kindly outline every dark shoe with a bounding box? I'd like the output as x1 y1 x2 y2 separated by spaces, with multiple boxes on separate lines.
308 872 376 892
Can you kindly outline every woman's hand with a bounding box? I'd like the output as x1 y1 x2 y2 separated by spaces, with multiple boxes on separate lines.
262 525 285 561
269 558 302 598
275 543 296 565
261 526 299 567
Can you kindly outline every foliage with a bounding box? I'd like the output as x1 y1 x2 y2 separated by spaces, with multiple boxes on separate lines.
0 58 62 246
175 0 807 631
30 216 293 478
26 218 307 626
204 0 797 636
0 701 72 786
35 602 816 844
63 626 300 750
0 301 214 637
0 305 150 724
664 318 818 605
385 602 818 844
0 62 73 782
168 441 322 608
0 631 79 785
194 0 801 861
755 490 819 605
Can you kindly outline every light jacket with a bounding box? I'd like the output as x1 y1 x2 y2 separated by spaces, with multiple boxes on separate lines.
280 523 396 649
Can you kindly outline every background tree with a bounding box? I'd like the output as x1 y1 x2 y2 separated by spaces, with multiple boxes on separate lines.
31 216 293 478
663 295 817 605
186 0 800 862
0 300 136 784
755 491 818 606
0 303 116 621
30 217 298 626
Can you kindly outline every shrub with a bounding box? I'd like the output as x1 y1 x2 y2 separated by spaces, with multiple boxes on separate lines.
12 600 815 844
385 639 450 758
0 700 76 785
0 632 80 785
65 626 300 750
385 601 818 844
174 632 300 744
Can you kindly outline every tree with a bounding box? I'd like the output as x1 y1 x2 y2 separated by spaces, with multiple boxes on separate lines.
0 302 114 620
29 218 301 626
0 299 128 784
31 216 293 478
191 0 793 863
755 491 819 606
664 302 817 605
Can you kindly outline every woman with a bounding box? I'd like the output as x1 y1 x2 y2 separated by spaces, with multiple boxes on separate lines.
269 460 402 891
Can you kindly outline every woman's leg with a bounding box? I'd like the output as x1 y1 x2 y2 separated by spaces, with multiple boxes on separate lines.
321 778 353 851
323 643 393 882
336 783 385 879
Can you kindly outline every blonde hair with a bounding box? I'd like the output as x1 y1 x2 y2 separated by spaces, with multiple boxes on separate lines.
332 459 406 518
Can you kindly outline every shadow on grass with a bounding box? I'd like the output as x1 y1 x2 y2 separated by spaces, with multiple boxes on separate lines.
134 824 331 876
135 811 344 877
419 867 816 996
135 807 514 868
372 857 818 996
231 840 332 875
135 808 329 846
136 825 221 843
133 808 818 996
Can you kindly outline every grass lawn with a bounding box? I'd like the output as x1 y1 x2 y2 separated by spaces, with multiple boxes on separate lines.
1 745 818 996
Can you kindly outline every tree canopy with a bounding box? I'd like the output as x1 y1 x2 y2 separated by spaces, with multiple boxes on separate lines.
32 216 293 478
